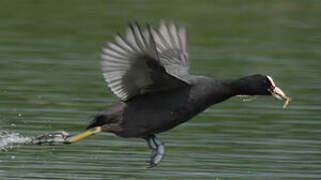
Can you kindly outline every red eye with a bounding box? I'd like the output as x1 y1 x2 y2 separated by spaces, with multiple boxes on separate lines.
264 79 271 86
264 78 275 91
264 79 268 84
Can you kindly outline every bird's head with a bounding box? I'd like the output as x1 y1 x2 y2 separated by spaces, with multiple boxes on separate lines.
236 74 291 108
264 75 291 108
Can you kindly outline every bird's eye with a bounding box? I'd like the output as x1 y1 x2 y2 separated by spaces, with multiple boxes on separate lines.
264 79 268 85
266 75 276 91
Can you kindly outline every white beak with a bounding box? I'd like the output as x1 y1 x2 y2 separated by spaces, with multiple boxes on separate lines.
267 76 291 108
272 86 287 100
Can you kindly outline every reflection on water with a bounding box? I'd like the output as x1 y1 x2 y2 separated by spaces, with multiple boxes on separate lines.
0 0 320 179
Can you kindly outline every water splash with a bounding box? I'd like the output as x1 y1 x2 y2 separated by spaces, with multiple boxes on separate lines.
0 131 31 151
0 130 74 151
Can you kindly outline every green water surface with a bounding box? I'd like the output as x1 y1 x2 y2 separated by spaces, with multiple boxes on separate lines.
0 0 320 179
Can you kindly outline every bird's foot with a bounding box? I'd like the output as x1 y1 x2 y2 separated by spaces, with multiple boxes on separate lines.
30 131 71 145
144 134 165 168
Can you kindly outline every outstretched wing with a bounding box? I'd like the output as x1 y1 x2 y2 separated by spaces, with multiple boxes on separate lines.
151 21 190 82
101 21 191 101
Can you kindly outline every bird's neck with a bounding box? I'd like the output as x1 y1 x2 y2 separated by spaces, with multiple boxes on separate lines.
184 74 268 117
220 74 268 96
206 79 235 105
200 75 268 106
189 76 235 109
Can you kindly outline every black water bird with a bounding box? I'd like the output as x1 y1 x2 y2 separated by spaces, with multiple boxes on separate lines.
61 21 290 167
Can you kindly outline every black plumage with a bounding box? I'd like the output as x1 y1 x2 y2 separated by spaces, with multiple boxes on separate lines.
85 21 289 167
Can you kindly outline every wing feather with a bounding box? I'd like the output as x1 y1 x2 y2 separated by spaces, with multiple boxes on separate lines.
101 21 191 101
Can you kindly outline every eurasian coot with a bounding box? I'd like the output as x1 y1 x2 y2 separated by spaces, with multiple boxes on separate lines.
38 21 291 167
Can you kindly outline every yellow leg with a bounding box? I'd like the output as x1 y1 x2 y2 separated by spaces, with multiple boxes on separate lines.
66 126 102 144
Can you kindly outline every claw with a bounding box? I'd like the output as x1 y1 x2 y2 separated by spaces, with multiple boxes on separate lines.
147 162 157 168
30 131 71 145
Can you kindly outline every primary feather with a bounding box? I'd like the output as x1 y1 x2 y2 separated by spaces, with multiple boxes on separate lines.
101 21 191 101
